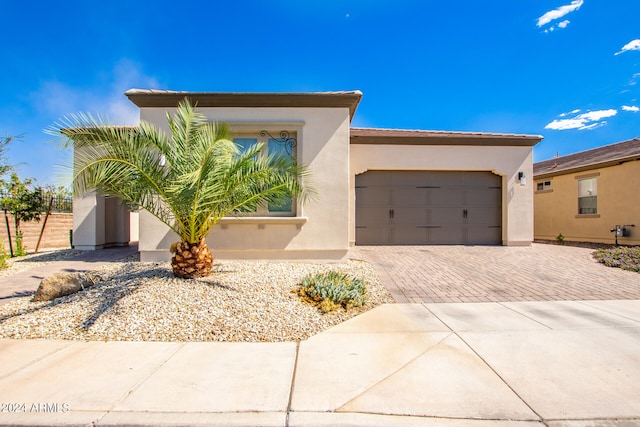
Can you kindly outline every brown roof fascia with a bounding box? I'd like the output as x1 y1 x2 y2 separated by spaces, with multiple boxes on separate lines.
125 89 363 121
350 127 543 147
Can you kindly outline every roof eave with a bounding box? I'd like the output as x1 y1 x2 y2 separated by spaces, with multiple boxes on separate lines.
534 155 640 179
350 128 543 147
125 89 363 121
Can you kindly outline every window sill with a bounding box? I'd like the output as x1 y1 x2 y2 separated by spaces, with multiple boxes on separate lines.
535 189 553 194
575 214 600 219
217 216 307 229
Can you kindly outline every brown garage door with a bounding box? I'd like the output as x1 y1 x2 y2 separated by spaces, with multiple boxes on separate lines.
355 170 502 245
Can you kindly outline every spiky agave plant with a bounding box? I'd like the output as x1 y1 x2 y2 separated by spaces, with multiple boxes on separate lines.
51 99 313 278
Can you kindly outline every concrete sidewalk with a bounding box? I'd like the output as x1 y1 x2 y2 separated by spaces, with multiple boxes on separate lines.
1 300 640 426
0 245 138 305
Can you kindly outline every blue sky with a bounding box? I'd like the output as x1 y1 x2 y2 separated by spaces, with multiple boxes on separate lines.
1 0 639 186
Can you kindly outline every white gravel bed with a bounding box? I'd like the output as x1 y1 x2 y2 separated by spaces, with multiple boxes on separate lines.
0 259 394 342
0 248 84 278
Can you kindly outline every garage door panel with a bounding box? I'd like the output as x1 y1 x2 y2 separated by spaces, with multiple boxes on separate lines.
464 171 501 187
464 188 501 207
429 188 464 207
429 207 465 225
429 171 465 187
356 207 390 226
355 226 390 245
466 207 501 226
356 187 391 207
428 226 466 245
355 170 502 245
394 188 427 206
392 226 428 244
392 171 429 186
467 226 501 245
393 207 427 225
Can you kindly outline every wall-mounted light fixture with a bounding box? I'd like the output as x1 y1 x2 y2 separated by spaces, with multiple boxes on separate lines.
518 171 526 186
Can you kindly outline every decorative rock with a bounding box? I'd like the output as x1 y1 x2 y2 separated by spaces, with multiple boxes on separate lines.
0 259 394 342
32 272 102 302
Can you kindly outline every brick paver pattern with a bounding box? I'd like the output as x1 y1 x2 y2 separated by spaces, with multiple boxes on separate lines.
351 243 640 303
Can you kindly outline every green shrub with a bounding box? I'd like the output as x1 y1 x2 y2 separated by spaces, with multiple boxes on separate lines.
298 270 367 313
0 244 8 270
556 233 565 245
14 231 27 257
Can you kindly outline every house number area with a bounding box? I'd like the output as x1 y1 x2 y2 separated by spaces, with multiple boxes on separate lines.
1 402 70 413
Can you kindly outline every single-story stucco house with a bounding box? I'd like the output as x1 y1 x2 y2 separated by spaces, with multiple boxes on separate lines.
534 137 640 246
73 89 543 261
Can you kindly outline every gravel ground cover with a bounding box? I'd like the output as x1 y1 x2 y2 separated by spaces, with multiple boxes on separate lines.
0 259 394 342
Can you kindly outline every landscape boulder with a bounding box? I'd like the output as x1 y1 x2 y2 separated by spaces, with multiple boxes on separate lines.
32 272 102 302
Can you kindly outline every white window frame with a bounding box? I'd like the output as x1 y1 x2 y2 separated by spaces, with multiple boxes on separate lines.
577 176 598 215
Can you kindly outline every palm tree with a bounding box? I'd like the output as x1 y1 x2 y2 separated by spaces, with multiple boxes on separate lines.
51 99 313 278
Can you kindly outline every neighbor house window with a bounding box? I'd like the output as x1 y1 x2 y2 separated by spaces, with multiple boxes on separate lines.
578 177 597 214
536 181 552 192
232 130 297 216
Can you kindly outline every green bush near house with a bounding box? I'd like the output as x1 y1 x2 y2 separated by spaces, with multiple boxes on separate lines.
0 244 8 270
593 247 640 273
297 270 367 313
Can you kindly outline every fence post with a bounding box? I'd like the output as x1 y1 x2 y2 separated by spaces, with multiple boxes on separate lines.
3 209 13 257
35 197 55 254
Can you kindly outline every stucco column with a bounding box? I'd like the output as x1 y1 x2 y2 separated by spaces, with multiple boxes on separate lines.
72 190 106 250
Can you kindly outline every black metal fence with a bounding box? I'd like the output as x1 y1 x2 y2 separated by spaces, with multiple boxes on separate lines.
0 192 73 213
41 194 73 213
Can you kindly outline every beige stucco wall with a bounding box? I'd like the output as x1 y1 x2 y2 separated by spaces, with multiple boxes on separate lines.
349 144 535 245
138 106 351 261
534 161 640 245
73 190 130 249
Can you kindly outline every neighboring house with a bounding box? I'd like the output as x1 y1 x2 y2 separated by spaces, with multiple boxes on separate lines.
73 89 543 261
533 138 640 246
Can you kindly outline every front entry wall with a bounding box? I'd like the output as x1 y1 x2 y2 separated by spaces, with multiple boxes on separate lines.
355 170 502 245
137 106 352 261
350 144 535 246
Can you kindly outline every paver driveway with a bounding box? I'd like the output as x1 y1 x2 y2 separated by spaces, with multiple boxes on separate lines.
352 243 640 303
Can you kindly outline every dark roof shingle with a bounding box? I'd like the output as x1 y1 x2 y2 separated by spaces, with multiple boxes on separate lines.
534 138 640 178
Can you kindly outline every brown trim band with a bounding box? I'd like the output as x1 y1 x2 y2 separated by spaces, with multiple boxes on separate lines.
126 91 363 120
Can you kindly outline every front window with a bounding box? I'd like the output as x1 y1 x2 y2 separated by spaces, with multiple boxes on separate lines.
578 177 597 214
232 130 297 216
536 180 552 192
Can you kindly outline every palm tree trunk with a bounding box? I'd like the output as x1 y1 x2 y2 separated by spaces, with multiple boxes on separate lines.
171 239 213 279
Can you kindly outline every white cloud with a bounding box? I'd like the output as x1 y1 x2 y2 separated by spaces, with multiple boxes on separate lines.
31 59 159 125
622 105 640 112
579 109 618 121
557 20 570 29
544 108 618 131
615 39 640 55
537 0 584 28
559 108 581 117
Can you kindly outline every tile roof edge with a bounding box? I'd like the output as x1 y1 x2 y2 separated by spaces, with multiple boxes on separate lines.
351 127 543 139
534 137 640 165
125 88 364 96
